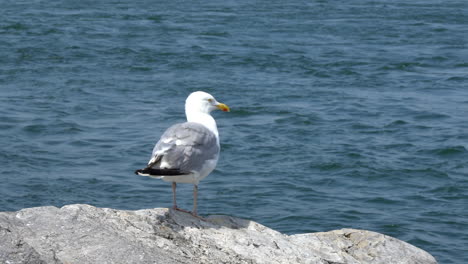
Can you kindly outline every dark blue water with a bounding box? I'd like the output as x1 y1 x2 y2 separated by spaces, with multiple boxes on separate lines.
1 1 467 263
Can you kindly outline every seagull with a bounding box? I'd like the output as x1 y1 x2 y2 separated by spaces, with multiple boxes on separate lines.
135 91 230 216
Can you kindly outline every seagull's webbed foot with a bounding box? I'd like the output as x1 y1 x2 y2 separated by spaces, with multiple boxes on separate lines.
173 206 192 214
171 207 206 221
190 212 206 221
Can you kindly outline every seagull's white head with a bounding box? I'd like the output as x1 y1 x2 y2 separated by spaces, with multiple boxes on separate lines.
185 91 230 115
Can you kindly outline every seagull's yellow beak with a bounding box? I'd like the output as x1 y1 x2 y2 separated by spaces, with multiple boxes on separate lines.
216 103 230 112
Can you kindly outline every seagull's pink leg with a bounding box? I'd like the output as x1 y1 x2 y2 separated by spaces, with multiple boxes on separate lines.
172 182 177 210
172 182 192 214
192 184 198 216
191 185 206 221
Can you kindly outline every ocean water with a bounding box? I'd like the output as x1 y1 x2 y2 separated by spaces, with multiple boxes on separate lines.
1 0 467 263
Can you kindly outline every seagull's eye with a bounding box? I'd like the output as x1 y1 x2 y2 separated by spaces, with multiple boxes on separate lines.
207 98 213 102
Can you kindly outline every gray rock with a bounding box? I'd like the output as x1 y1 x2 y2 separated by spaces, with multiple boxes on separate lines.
0 204 437 264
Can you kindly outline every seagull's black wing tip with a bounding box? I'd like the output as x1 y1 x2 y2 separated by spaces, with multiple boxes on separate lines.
134 168 190 176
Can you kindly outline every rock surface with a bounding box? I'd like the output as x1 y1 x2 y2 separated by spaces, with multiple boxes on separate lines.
0 204 437 264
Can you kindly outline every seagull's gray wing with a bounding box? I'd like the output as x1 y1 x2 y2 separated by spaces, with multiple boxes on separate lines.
149 122 219 173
